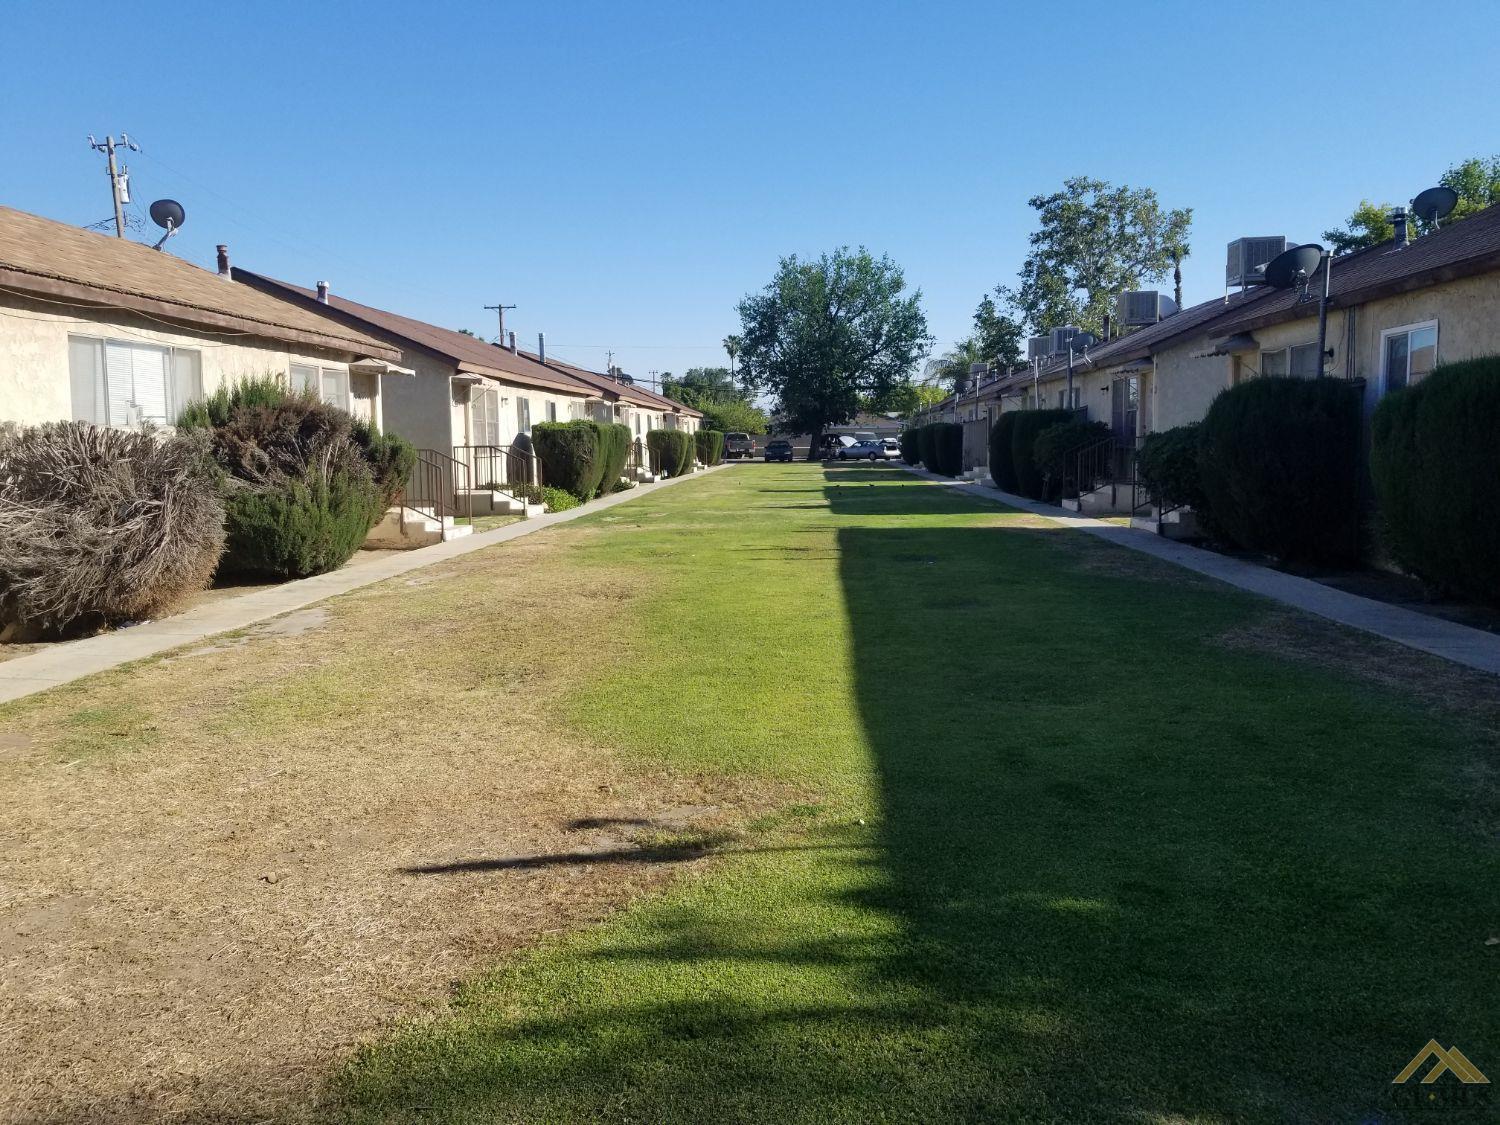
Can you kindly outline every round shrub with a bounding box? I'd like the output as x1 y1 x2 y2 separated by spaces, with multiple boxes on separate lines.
988 414 1020 492
1136 423 1208 513
533 420 605 501
593 422 633 496
1372 356 1500 601
695 429 725 466
646 430 694 478
1010 409 1074 500
539 485 580 512
178 376 397 578
0 422 225 638
1034 419 1109 499
1198 376 1362 565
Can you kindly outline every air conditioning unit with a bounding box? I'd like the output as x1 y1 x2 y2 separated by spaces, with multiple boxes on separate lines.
1226 236 1288 288
1049 325 1081 355
1026 335 1051 362
1115 290 1179 327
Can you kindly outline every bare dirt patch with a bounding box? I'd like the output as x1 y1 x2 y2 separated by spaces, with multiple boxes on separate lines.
0 531 792 1124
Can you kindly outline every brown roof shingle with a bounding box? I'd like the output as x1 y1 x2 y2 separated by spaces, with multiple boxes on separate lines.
0 205 399 360
230 272 599 397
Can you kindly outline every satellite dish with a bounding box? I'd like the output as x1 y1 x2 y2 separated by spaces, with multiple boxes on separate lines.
149 199 185 230
1264 243 1325 290
1411 186 1459 226
1072 331 1100 351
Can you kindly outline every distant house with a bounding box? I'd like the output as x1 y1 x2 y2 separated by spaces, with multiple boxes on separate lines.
0 205 402 430
513 351 703 440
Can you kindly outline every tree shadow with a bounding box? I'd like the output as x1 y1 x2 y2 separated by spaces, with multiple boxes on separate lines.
330 468 1500 1123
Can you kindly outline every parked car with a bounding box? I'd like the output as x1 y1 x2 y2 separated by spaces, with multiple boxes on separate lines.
818 434 855 459
763 439 794 462
724 432 754 459
838 439 900 461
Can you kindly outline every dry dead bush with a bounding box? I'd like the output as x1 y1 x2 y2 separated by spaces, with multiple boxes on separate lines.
0 421 225 638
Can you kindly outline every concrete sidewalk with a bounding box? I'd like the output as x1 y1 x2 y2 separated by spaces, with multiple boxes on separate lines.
902 466 1500 677
0 465 729 706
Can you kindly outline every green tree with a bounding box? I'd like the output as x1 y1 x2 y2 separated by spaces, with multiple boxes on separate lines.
662 367 740 407
972 293 1024 368
1323 155 1500 254
1000 176 1191 336
928 338 986 392
737 247 932 460
879 381 947 419
699 398 769 434
723 335 743 381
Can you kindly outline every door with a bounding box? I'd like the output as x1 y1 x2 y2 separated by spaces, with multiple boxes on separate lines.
1110 376 1139 442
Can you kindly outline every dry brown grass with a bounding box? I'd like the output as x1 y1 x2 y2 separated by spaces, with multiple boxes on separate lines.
0 531 790 1124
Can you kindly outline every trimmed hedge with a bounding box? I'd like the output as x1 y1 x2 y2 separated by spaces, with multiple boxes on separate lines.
1034 419 1109 499
696 429 725 466
988 414 1019 491
595 422 633 495
916 424 939 471
921 422 963 476
539 485 580 512
533 420 604 500
1198 376 1362 565
899 428 920 465
1010 409 1074 500
1136 423 1208 513
1372 356 1500 601
647 430 694 477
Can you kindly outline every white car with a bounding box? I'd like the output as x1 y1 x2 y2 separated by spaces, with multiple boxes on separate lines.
838 439 900 461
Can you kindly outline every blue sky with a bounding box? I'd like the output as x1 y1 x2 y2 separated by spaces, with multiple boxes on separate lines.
3 0 1496 385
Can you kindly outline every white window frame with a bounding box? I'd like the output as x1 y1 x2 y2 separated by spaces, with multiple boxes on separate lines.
1379 320 1440 395
515 395 532 433
1259 341 1320 379
290 362 351 411
67 333 202 428
470 385 501 446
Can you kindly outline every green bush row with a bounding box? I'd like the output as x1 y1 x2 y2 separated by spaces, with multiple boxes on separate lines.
695 429 725 466
647 430 695 477
1372 356 1500 602
1034 418 1109 500
906 422 962 477
1004 409 1074 499
532 420 633 502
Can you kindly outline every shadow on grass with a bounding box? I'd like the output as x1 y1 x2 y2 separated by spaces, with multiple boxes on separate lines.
332 466 1500 1123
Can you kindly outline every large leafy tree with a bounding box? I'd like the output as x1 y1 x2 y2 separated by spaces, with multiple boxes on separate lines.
1323 155 1500 255
737 247 932 459
1000 176 1191 336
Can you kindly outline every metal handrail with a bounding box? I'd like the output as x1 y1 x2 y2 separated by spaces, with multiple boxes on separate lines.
395 449 466 533
452 443 541 501
1068 435 1140 509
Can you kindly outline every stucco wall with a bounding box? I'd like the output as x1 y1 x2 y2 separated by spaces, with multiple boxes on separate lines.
0 292 370 427
379 351 454 452
1150 344 1233 432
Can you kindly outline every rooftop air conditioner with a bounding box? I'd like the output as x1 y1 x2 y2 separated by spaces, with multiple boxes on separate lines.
1026 335 1051 362
1048 325 1081 355
1226 236 1288 288
1115 290 1179 327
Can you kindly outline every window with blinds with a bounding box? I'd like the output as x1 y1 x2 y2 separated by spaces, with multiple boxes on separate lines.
68 335 202 427
516 396 532 433
471 386 501 445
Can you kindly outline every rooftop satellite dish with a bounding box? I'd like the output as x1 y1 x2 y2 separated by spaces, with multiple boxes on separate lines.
1411 185 1459 227
149 198 185 230
148 198 185 251
1071 330 1100 351
1264 243 1325 290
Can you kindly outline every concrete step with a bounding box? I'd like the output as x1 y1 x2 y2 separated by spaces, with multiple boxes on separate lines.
456 489 525 516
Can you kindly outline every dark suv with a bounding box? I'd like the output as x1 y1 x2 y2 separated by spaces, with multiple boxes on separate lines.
763 439 794 462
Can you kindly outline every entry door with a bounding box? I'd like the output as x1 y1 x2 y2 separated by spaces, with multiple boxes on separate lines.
1110 376 1139 441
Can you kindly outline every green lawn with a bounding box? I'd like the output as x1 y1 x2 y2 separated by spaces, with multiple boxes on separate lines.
332 463 1500 1124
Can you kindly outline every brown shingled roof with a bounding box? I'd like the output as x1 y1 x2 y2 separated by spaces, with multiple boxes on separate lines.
516 351 705 417
0 205 399 360
231 271 597 397
1214 203 1500 336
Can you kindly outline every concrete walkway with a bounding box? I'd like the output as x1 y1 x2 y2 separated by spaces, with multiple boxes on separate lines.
903 466 1500 677
0 465 728 706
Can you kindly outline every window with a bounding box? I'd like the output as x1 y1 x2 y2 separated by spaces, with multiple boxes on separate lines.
515 396 532 433
1259 342 1321 378
546 400 557 422
68 335 202 427
290 362 350 410
1381 321 1438 394
471 386 500 446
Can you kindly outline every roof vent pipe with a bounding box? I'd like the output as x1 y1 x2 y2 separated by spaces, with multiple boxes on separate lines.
508 331 517 354
316 280 329 303
538 332 546 365
216 244 230 277
1391 206 1410 248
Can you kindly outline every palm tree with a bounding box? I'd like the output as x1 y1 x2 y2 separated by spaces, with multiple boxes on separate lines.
723 335 743 381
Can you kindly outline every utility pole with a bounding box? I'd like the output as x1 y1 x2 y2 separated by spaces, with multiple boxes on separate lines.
483 302 516 344
88 133 138 238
